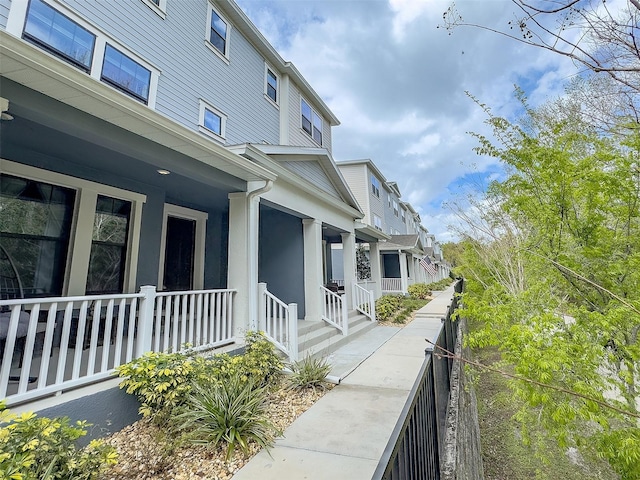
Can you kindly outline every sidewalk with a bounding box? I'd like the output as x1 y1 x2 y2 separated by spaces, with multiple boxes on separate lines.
232 286 456 480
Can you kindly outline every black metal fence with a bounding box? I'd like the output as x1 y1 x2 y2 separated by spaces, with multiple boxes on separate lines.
372 279 463 480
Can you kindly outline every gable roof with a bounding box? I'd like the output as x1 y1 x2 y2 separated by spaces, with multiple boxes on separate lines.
228 143 364 218
379 234 424 254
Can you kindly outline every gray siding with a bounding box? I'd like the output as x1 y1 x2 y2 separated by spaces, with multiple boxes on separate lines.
384 191 406 235
282 160 341 200
287 82 328 149
338 163 370 223
59 0 279 145
0 0 9 30
368 167 385 228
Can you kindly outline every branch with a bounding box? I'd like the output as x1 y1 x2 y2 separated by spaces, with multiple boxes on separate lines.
425 339 640 420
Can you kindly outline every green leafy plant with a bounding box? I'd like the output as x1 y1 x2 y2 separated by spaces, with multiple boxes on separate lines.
375 295 403 321
0 401 117 480
177 376 278 460
287 356 332 391
117 350 209 422
408 283 431 300
241 331 283 387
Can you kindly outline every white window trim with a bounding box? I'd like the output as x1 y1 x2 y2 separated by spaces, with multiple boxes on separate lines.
158 204 208 291
7 0 160 108
198 99 227 142
140 0 167 19
205 3 231 64
0 158 146 296
264 63 279 107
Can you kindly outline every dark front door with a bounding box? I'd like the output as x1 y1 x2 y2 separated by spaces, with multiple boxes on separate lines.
163 216 195 291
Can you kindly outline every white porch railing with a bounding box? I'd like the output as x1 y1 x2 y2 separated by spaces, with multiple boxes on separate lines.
321 286 348 335
353 283 376 322
258 283 298 362
153 289 235 354
1 286 236 406
382 277 403 293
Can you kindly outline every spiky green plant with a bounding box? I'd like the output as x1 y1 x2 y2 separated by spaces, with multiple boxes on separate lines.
287 356 331 391
177 377 278 460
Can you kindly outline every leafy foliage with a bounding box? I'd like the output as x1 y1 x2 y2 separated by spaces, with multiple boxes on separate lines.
375 295 403 321
456 90 640 477
0 401 117 480
287 356 332 391
407 283 431 300
117 332 283 424
356 244 371 280
177 377 278 460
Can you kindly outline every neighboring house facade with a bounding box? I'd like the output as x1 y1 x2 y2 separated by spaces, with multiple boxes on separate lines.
0 0 376 410
336 158 445 296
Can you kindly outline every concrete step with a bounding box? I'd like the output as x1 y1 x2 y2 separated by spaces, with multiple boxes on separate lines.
297 314 377 360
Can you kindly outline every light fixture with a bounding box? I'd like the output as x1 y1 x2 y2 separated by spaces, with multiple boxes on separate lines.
157 169 171 175
1 97 13 121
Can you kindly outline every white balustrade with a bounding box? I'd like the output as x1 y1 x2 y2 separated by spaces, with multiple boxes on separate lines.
353 283 376 322
258 283 298 361
321 286 348 335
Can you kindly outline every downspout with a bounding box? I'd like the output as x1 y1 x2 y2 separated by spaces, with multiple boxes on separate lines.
247 180 273 331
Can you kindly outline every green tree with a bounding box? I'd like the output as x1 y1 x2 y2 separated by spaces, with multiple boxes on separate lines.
455 91 640 478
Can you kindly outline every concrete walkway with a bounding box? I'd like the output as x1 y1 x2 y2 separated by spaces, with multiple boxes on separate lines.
232 285 456 480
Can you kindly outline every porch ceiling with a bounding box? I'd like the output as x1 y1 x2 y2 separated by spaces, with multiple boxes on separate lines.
0 32 277 185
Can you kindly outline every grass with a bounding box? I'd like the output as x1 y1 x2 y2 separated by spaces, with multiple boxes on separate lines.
473 347 619 480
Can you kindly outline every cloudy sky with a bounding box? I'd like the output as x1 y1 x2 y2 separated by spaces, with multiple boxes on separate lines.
236 0 581 242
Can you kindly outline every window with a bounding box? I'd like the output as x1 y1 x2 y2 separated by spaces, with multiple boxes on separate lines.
0 174 75 297
301 99 323 145
393 200 399 217
86 196 131 294
101 44 151 103
371 175 380 198
401 209 406 223
209 7 228 56
266 67 278 103
22 0 96 72
373 215 383 231
141 0 167 18
199 100 227 140
388 193 391 208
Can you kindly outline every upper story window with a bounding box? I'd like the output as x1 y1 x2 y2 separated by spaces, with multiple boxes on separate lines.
266 67 278 104
371 175 381 198
140 0 167 19
23 0 95 72
198 99 227 141
393 200 399 217
373 215 383 232
387 193 391 208
206 5 230 60
401 209 406 223
301 98 323 145
101 44 151 104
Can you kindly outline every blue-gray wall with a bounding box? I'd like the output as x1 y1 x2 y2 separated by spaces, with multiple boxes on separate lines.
0 0 9 29
258 205 305 317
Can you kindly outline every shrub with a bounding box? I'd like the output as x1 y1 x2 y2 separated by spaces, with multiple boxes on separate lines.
177 376 278 460
0 402 117 480
375 295 402 321
408 283 431 300
241 331 283 387
287 356 332 391
117 350 209 422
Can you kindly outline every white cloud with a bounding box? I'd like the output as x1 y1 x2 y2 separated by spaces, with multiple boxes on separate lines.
237 0 580 243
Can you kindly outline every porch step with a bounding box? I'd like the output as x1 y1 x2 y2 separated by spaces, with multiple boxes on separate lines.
296 313 377 361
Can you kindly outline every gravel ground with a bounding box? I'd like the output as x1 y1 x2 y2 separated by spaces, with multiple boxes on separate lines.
99 383 332 480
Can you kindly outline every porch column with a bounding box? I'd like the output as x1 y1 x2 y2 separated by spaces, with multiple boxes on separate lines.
303 219 323 322
341 232 357 309
399 251 409 294
228 192 260 336
369 241 382 300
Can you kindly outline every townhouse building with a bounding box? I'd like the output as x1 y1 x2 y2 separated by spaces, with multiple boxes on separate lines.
0 0 380 415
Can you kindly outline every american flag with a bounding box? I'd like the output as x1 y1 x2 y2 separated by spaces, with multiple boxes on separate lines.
420 256 437 276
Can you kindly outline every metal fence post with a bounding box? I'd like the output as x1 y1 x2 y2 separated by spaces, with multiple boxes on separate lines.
136 285 156 357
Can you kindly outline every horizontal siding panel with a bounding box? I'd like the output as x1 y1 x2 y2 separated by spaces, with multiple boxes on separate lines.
0 0 9 30
338 164 370 223
59 0 279 145
282 161 341 199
